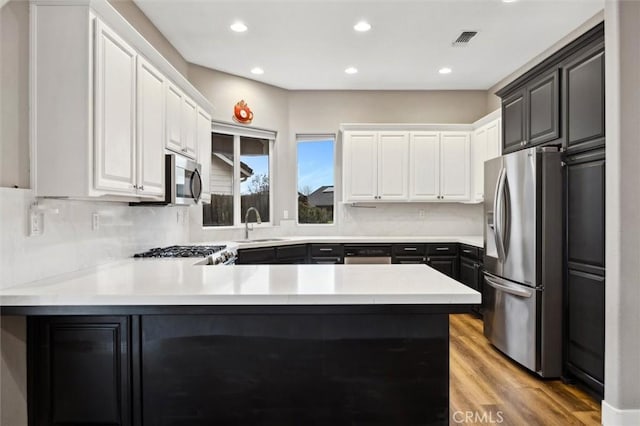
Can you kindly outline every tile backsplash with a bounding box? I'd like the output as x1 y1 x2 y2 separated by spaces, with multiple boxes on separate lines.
0 188 189 289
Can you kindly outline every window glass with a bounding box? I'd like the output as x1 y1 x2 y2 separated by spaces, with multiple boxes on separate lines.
202 133 234 226
297 137 335 224
240 137 270 223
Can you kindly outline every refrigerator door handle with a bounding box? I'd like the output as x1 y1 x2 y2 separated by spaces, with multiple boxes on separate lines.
485 274 533 298
494 168 507 261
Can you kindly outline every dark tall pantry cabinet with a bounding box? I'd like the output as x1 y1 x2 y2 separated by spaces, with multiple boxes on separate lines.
496 23 605 398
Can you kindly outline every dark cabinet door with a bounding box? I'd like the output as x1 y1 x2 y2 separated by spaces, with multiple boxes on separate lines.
28 316 132 426
236 247 276 264
527 69 560 146
564 43 605 153
566 269 605 387
566 151 606 271
502 89 526 154
427 256 459 280
565 148 605 396
458 257 479 291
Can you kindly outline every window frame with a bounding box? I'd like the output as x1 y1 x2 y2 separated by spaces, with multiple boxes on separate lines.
204 122 276 228
295 133 337 226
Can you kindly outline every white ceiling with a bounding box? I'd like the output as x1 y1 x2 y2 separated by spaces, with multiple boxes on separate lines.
133 0 604 91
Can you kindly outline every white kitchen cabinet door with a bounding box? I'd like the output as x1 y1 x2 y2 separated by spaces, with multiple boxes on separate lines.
182 96 198 159
486 118 502 160
472 127 488 201
197 108 212 199
166 82 183 153
377 132 409 200
94 19 137 193
440 132 470 201
344 131 378 201
409 132 440 201
136 56 165 198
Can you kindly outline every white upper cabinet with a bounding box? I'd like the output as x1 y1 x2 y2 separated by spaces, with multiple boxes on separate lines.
409 132 440 201
440 132 471 201
197 108 212 200
343 127 470 203
377 132 409 200
471 114 502 202
344 131 379 201
136 56 166 197
94 20 137 194
30 2 212 200
182 96 198 158
165 83 183 153
165 82 198 159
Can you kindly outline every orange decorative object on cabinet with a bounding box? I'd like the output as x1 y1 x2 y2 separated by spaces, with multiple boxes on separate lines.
233 100 253 124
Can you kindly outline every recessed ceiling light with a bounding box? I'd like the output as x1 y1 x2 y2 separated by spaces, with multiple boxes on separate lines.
354 21 372 32
230 22 248 32
502 0 518 3
439 67 452 75
345 67 358 74
251 67 264 75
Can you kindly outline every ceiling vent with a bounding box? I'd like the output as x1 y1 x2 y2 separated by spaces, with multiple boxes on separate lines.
452 31 478 46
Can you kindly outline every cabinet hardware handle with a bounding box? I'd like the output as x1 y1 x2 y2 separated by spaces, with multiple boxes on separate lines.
463 249 472 253
404 247 418 251
139 185 144 191
319 248 333 252
132 184 138 189
435 247 449 251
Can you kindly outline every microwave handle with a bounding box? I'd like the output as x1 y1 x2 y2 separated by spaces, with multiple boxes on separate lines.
191 168 203 203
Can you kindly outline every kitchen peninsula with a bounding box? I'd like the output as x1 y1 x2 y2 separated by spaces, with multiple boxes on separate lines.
1 261 479 425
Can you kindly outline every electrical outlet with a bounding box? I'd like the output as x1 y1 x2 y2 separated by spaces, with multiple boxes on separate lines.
29 211 42 236
419 209 426 219
92 213 100 231
283 210 289 219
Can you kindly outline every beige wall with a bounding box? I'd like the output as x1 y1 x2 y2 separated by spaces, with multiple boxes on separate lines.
1 0 29 189
486 10 605 111
108 0 188 76
188 65 292 225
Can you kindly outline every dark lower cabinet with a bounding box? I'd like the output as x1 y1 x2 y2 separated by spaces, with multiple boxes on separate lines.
566 269 605 386
236 247 276 264
458 245 484 316
426 256 459 280
28 316 133 426
564 148 605 397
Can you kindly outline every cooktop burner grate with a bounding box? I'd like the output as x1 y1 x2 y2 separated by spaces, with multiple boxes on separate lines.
133 245 227 258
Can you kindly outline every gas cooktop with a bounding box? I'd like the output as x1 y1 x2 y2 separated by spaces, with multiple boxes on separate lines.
133 245 227 258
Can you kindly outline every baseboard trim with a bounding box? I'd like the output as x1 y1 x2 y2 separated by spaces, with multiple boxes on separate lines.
602 400 640 425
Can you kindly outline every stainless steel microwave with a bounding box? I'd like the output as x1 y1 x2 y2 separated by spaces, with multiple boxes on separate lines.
166 154 202 205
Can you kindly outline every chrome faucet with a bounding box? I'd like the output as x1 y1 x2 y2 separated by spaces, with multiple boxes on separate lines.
244 207 262 240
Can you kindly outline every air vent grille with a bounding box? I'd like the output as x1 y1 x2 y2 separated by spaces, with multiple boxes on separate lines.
452 31 478 46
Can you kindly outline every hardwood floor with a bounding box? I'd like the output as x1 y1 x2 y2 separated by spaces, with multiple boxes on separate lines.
449 314 601 425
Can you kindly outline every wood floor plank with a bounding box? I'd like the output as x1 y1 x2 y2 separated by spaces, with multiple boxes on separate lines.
449 314 601 426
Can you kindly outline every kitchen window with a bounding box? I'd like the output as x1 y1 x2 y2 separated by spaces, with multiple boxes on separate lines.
202 123 275 227
296 134 335 224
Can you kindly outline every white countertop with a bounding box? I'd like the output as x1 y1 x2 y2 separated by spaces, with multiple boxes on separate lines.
0 260 480 307
228 235 483 250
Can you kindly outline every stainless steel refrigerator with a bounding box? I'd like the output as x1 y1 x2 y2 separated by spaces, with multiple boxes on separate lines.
483 146 562 378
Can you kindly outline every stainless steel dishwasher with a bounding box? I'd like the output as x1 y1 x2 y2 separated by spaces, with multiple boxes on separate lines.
343 245 392 264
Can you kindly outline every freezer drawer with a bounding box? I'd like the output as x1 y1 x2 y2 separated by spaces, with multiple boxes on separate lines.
483 273 539 373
